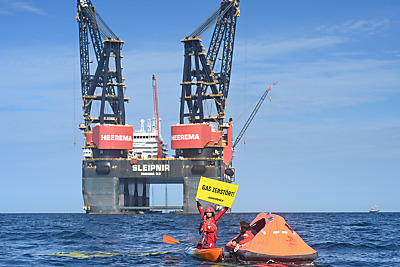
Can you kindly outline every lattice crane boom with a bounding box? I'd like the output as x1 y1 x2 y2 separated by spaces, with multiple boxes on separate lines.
233 82 278 149
179 0 240 127
76 0 128 133
172 0 239 166
152 75 162 158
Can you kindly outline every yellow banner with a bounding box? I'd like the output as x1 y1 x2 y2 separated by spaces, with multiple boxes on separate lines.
196 176 239 208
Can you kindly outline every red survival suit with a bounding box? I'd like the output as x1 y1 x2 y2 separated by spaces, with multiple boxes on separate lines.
232 229 257 245
196 201 228 249
226 228 257 252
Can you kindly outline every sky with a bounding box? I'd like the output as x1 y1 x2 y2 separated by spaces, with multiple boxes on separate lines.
0 0 399 213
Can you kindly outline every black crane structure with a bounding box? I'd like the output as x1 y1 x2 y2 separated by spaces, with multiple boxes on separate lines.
179 0 240 127
77 0 128 132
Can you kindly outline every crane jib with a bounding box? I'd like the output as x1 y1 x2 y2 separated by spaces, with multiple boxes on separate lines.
77 0 127 131
179 0 240 126
233 82 278 149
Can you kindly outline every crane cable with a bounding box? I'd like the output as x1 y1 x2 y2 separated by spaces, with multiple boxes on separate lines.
188 2 234 37
80 5 118 40
73 3 77 148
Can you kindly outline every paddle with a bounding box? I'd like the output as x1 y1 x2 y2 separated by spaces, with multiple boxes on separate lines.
163 235 193 247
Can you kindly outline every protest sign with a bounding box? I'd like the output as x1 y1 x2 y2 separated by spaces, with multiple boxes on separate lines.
196 176 239 208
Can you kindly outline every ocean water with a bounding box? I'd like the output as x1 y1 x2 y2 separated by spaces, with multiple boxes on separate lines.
0 212 399 266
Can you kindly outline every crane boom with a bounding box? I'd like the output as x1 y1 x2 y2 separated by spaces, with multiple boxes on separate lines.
77 0 128 132
172 0 239 166
179 0 240 127
152 75 162 158
233 82 278 149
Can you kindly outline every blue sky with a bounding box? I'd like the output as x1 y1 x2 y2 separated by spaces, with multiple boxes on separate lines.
0 0 399 212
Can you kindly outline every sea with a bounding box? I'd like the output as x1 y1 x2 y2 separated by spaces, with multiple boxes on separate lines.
0 212 399 266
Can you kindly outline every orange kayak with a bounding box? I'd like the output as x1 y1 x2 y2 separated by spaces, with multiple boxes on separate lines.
186 247 224 262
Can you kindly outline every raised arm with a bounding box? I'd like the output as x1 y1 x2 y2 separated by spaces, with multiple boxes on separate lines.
214 206 228 221
196 198 205 217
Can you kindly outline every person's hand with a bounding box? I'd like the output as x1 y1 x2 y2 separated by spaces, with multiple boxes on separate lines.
234 244 240 252
195 197 198 201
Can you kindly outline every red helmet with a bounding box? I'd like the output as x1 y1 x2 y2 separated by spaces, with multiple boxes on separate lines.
205 206 214 213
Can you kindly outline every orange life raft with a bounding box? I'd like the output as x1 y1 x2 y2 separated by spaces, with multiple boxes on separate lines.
225 213 318 263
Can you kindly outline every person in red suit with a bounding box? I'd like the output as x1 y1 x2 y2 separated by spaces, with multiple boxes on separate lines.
195 197 228 249
230 221 257 251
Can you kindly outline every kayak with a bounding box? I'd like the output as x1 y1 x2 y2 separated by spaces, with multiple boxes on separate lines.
162 235 224 262
186 247 224 262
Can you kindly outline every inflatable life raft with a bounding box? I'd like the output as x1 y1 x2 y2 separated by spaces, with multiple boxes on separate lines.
225 213 318 263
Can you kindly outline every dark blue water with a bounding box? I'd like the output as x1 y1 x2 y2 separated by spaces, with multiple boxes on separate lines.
0 213 399 266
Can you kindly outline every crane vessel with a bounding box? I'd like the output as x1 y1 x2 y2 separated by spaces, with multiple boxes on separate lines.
77 0 240 214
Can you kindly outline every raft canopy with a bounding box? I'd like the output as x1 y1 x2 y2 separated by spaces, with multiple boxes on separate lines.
231 213 318 263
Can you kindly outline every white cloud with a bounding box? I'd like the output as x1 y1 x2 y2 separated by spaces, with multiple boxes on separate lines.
228 57 400 118
234 36 347 61
0 8 12 15
317 19 390 35
224 29 400 117
1 0 45 15
13 1 44 15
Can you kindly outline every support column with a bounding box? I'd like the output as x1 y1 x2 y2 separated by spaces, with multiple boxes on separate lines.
183 176 201 214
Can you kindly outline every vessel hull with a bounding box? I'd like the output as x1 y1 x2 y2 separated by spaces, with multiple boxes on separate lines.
82 157 233 214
